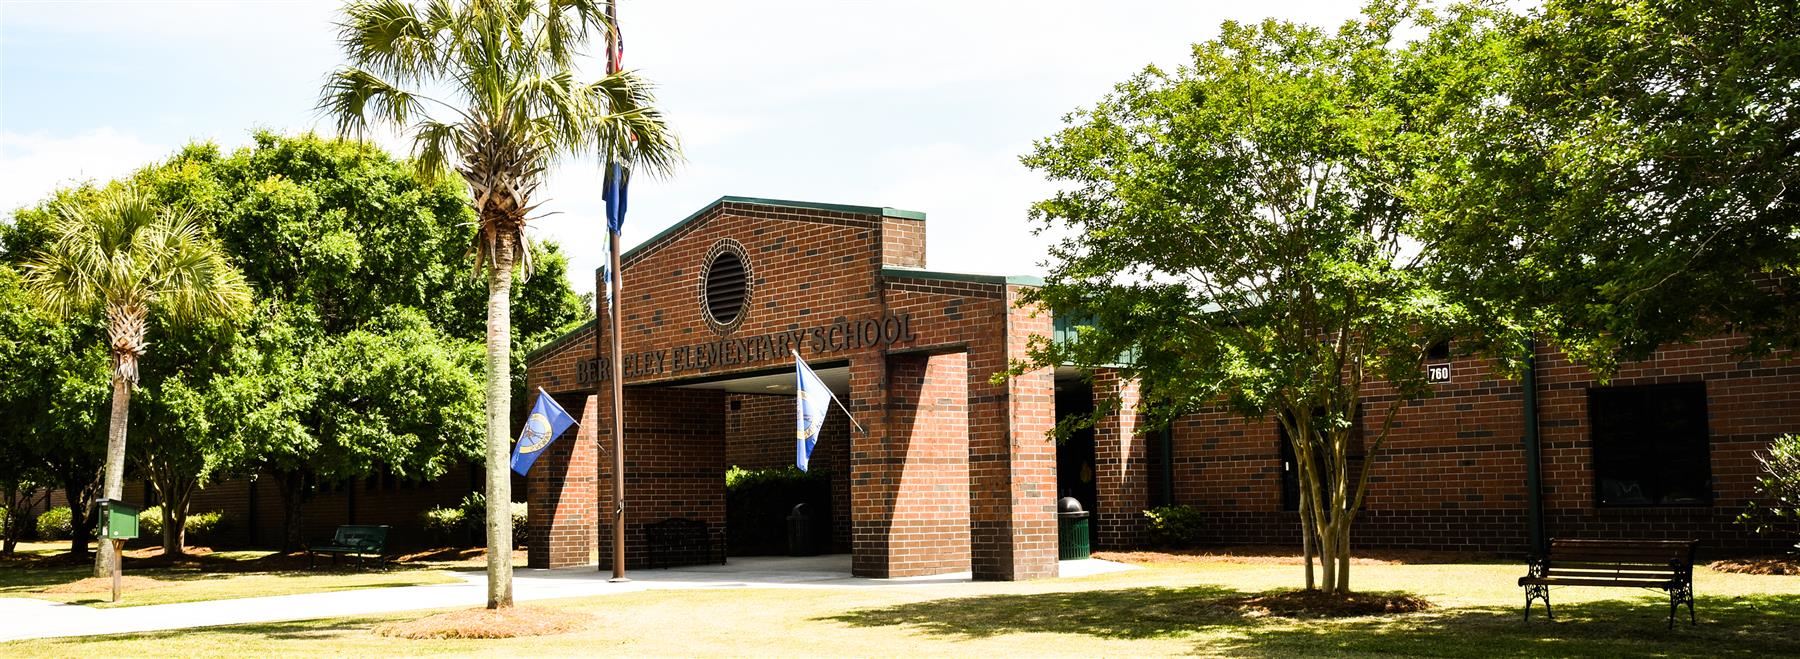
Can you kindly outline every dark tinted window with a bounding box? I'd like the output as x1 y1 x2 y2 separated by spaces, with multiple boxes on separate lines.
1589 383 1711 506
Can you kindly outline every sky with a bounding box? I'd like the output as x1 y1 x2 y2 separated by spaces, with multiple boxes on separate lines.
0 0 1362 297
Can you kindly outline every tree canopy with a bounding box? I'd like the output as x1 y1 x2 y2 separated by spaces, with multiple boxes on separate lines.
1019 1 1503 593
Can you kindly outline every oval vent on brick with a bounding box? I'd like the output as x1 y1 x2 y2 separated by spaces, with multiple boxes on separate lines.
701 239 753 334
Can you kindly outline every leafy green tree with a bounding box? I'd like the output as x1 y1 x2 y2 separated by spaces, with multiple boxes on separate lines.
1017 2 1499 593
128 318 241 556
1418 0 1800 369
21 185 251 576
320 0 679 607
208 306 484 550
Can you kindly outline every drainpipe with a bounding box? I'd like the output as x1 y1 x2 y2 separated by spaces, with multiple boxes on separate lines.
1522 339 1546 556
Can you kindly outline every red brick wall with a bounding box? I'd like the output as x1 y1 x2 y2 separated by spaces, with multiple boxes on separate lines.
531 199 1060 579
598 387 728 569
1161 337 1800 556
528 393 598 568
854 351 972 577
1092 368 1149 549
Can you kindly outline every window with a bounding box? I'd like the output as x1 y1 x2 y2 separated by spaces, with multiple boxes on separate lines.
1589 383 1711 506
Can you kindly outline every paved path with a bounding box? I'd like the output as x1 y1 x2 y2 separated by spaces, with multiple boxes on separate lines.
0 556 1133 642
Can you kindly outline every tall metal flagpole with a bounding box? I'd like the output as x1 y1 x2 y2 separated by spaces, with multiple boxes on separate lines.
604 0 628 583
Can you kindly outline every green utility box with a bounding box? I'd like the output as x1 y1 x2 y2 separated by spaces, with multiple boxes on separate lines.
98 499 140 540
1057 497 1091 560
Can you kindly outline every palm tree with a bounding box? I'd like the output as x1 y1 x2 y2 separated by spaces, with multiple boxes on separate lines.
24 184 251 578
320 0 678 608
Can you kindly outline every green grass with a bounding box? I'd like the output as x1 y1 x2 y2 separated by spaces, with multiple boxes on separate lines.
0 542 462 608
3 557 1797 656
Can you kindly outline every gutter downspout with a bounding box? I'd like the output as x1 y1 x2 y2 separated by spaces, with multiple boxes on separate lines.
1522 338 1546 556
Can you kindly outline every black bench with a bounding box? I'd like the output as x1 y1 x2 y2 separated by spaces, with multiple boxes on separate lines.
1519 538 1698 628
645 517 726 569
307 524 391 569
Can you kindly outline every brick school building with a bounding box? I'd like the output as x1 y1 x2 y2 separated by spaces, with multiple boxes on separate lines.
518 196 1799 578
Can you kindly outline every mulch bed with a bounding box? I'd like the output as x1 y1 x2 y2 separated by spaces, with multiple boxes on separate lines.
375 606 592 639
1214 590 1434 619
42 576 170 594
1711 557 1800 575
1094 546 1492 567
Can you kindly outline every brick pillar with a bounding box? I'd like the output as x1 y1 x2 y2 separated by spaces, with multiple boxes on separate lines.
966 287 1059 580
849 353 894 577
1092 369 1149 549
528 394 599 568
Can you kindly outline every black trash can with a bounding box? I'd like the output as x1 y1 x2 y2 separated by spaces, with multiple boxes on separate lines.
787 503 819 556
1057 497 1090 560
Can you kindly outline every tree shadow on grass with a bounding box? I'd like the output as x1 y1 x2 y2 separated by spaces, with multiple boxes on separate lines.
828 588 1800 657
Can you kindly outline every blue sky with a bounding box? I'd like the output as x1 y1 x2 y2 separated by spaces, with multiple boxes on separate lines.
1 1 1358 296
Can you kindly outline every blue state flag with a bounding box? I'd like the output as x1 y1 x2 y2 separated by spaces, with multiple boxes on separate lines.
603 161 630 235
795 354 834 472
511 388 577 476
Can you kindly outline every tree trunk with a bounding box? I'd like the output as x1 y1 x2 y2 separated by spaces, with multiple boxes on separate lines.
279 471 307 553
1 483 20 555
1299 479 1317 590
94 375 130 578
161 501 186 557
62 476 96 559
484 236 516 609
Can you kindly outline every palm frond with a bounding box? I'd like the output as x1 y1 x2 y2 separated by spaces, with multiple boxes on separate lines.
318 67 428 137
337 0 450 80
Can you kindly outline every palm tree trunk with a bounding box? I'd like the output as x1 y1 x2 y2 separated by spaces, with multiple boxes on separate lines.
94 375 130 578
484 235 516 609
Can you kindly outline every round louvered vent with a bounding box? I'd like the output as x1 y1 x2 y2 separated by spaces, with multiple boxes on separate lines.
701 240 752 334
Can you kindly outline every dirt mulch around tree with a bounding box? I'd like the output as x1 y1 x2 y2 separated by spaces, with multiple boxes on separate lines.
1094 546 1492 567
42 576 171 594
1711 557 1800 575
1214 590 1434 619
374 606 593 639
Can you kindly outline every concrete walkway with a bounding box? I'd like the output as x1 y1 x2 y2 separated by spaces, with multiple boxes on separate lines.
0 556 1134 642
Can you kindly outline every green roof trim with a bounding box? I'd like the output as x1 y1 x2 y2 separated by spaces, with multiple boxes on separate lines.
622 195 926 263
524 319 597 364
880 267 1044 287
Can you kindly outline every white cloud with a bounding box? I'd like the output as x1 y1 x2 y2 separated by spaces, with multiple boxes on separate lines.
0 128 167 212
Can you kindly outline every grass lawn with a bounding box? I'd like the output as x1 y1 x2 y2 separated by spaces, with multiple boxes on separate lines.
0 542 463 608
4 551 1797 657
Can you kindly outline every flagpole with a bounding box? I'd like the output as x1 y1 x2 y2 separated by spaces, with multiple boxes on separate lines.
604 0 628 584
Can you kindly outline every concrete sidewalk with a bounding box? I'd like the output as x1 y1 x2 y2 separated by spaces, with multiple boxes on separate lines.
0 556 1133 642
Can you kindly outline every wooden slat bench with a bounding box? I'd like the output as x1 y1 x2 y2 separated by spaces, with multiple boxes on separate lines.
306 524 391 569
645 517 726 569
1518 538 1698 628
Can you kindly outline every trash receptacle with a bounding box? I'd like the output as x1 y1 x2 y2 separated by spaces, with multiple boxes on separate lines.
1058 497 1090 560
787 503 818 556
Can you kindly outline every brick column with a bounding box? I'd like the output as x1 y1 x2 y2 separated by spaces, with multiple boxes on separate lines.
528 394 599 568
598 388 727 570
966 286 1059 580
1092 369 1149 549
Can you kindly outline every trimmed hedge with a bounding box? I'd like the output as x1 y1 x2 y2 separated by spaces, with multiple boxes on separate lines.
136 506 228 544
1144 504 1207 547
420 493 528 547
725 466 831 556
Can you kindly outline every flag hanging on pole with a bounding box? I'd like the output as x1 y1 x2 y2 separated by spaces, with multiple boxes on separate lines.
603 161 630 235
511 388 577 476
795 354 833 471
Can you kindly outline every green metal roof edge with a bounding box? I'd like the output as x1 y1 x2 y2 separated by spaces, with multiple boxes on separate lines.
880 267 1044 287
524 318 597 363
621 196 927 263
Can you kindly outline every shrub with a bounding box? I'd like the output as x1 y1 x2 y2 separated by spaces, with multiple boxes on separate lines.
725 465 831 556
1144 505 1207 547
422 493 529 548
36 506 73 541
1739 433 1800 555
136 506 228 544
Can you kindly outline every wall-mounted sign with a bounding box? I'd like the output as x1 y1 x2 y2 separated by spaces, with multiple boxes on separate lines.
1426 363 1452 384
575 312 918 386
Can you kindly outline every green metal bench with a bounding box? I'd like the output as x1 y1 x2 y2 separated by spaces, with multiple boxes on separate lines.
307 524 391 569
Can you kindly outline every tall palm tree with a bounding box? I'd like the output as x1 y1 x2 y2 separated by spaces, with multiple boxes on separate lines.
320 0 678 608
24 184 251 578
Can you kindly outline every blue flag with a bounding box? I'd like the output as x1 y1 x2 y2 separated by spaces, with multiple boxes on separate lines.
602 161 630 235
511 388 577 476
795 354 833 471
